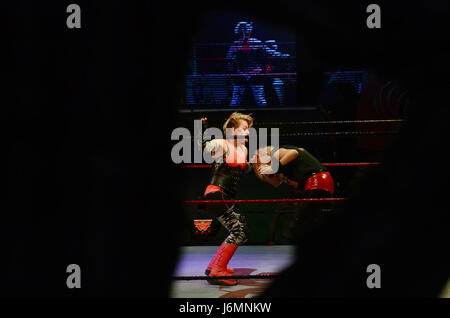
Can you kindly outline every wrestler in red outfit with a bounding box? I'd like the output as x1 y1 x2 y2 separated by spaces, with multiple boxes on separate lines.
200 113 254 286
253 145 335 241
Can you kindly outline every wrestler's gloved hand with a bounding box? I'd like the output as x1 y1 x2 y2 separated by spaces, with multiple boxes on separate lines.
204 139 224 157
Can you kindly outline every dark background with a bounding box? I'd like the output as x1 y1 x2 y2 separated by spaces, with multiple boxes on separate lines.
194 10 296 44
4 0 450 299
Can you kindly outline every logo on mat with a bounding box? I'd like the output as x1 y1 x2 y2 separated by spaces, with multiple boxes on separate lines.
194 219 213 233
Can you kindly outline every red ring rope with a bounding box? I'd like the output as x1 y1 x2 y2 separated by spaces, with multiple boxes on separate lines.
182 162 381 168
190 72 296 77
185 198 348 205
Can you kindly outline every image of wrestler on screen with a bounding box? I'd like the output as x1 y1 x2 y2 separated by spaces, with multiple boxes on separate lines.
226 22 290 107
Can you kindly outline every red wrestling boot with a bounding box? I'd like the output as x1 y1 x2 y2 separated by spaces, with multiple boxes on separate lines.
205 264 234 275
204 265 234 275
205 242 238 286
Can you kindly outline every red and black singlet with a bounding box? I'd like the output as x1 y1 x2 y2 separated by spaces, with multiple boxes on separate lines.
204 140 248 198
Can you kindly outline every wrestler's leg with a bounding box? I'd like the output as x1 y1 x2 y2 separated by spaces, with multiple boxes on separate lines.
285 189 332 243
206 204 249 285
230 85 245 106
250 84 267 106
217 205 249 246
201 192 235 275
272 78 284 104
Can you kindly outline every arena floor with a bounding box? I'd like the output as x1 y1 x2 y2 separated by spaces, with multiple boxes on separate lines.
170 245 295 298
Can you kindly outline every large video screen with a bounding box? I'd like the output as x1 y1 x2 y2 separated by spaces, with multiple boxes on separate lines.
183 11 297 109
